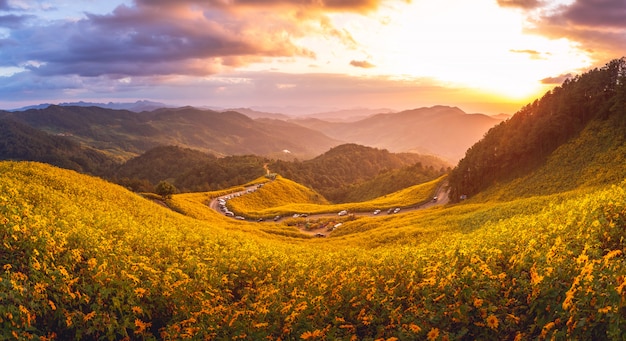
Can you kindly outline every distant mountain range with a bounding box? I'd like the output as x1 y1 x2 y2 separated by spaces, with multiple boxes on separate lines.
9 100 171 113
2 104 505 163
0 105 341 160
291 106 505 162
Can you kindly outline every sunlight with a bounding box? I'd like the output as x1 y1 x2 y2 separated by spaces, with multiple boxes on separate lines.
358 0 589 100
280 0 591 103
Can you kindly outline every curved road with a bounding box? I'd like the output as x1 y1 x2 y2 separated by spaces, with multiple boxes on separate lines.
208 181 450 234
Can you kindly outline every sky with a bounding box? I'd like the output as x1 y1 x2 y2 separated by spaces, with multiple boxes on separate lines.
0 0 625 115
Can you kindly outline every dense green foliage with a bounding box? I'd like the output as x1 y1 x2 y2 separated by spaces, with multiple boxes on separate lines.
0 117 118 176
339 162 448 203
270 144 449 202
471 109 626 202
449 58 626 201
111 144 446 200
2 161 625 340
112 146 270 192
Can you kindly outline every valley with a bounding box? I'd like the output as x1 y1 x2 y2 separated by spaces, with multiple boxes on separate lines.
1 58 625 340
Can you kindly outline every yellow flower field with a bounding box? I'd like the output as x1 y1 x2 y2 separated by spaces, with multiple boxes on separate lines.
1 161 624 340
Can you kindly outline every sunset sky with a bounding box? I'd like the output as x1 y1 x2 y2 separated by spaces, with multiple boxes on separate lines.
1 0 625 115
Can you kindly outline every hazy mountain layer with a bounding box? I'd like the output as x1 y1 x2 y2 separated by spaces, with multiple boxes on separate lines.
291 105 504 162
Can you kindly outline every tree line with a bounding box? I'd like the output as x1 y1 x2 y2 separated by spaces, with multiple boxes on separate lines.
448 58 626 201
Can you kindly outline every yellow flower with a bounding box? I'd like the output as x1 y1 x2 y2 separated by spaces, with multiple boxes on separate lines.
132 306 143 315
134 287 147 297
134 319 152 335
473 298 484 308
83 311 96 322
541 322 555 338
300 329 324 340
427 327 439 341
486 315 499 329
408 323 422 333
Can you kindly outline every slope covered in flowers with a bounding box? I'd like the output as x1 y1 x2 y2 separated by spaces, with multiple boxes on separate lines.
1 161 625 340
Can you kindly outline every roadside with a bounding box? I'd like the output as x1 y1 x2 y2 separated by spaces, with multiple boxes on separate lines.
207 180 450 237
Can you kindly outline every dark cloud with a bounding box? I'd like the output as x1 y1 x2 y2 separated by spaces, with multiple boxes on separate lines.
0 14 35 29
0 0 12 10
556 0 626 28
527 0 626 62
350 60 375 68
541 73 572 84
1 2 320 78
496 0 541 9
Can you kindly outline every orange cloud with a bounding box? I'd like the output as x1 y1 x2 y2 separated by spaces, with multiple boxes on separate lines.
350 60 375 68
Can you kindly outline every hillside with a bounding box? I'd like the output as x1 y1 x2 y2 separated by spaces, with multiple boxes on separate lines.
448 58 626 202
0 117 118 175
2 105 340 160
2 161 625 339
292 105 504 162
112 143 449 198
268 144 450 202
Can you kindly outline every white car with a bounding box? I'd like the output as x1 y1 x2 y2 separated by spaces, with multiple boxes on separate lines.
373 209 381 215
338 210 348 216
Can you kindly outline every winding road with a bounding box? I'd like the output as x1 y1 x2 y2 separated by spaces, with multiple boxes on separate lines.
208 181 450 236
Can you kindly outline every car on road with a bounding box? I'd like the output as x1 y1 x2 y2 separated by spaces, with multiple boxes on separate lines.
433 196 438 202
393 208 401 214
373 209 381 215
338 210 348 216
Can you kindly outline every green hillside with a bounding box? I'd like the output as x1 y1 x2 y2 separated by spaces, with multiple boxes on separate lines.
223 175 441 219
269 143 449 202
2 161 625 339
0 117 118 176
471 110 626 202
2 105 339 160
448 58 626 202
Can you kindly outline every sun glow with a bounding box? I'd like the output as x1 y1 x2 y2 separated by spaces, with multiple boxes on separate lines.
266 0 591 104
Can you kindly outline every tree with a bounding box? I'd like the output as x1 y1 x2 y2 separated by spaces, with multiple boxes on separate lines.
155 181 177 199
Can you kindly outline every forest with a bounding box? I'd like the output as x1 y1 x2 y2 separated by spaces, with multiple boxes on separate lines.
448 58 626 201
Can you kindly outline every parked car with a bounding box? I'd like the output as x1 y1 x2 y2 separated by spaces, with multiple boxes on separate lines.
393 208 401 214
338 210 348 216
373 209 381 215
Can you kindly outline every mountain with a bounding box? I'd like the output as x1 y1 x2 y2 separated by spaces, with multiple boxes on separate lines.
224 107 291 120
2 105 341 160
291 105 504 163
448 57 626 201
269 143 450 202
113 145 270 192
9 100 170 112
0 116 118 175
111 143 448 197
303 108 395 122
